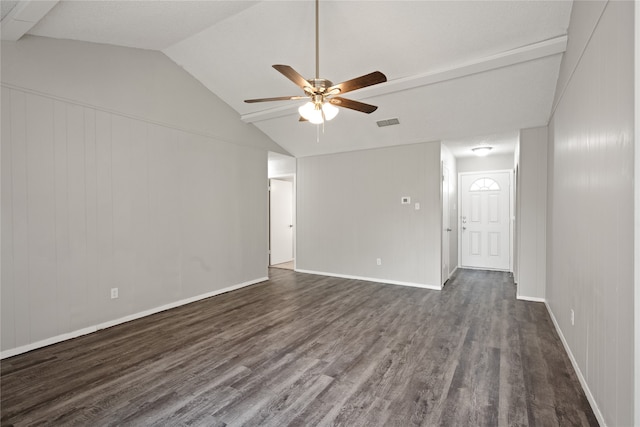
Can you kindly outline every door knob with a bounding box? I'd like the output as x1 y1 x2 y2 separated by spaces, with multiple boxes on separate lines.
446 228 452 232
289 225 293 228
462 226 466 231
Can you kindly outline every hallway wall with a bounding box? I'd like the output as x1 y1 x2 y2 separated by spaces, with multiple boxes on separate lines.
546 2 635 425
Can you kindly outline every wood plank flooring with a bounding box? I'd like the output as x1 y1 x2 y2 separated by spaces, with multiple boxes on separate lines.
270 261 294 270
1 269 598 426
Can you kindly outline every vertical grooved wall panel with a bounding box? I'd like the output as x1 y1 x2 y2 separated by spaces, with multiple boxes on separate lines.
94 111 114 324
1 87 268 353
1 89 15 350
25 94 57 342
546 2 634 425
53 100 70 333
10 90 30 347
66 104 89 331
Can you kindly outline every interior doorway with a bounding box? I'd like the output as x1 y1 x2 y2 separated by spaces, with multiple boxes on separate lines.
442 163 452 285
267 152 296 271
269 178 294 269
459 170 512 271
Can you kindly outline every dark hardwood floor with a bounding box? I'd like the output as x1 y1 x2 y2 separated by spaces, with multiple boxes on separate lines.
1 269 598 426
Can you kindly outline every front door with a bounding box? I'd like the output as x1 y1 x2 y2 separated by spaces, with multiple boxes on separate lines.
460 171 510 270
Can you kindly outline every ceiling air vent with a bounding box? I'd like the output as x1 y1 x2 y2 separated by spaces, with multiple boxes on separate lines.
376 118 400 127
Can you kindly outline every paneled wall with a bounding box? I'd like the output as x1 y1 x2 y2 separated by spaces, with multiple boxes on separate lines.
1 88 268 355
635 4 640 425
546 1 634 425
1 36 285 154
296 142 441 288
516 126 547 301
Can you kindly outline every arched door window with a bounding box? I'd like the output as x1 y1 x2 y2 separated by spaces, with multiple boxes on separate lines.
469 177 500 192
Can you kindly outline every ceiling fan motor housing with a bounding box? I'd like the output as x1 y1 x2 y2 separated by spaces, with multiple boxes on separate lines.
307 78 333 93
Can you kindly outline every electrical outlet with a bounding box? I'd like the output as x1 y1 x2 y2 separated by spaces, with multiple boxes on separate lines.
376 258 382 266
111 288 119 299
570 309 574 326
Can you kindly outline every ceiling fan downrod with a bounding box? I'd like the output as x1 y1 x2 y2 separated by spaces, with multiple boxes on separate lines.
315 0 320 80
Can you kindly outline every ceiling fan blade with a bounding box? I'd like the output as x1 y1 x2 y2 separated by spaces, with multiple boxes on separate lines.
244 96 307 103
273 65 311 90
327 71 387 95
299 116 308 122
329 97 378 114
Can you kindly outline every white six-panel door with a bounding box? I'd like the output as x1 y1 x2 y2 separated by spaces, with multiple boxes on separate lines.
460 171 510 270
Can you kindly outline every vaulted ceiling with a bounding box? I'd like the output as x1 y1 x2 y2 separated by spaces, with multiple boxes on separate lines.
3 0 573 158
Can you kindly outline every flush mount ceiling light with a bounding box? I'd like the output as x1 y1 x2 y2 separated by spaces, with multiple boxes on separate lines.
244 0 387 125
472 146 493 157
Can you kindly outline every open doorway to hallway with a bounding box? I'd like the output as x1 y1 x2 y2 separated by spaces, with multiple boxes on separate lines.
442 131 519 278
268 152 296 271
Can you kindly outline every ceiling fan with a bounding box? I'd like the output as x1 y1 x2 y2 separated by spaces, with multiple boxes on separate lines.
244 0 387 125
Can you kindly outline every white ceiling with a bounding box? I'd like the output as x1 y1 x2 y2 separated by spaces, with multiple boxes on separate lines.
444 131 519 159
22 0 573 158
1 1 19 20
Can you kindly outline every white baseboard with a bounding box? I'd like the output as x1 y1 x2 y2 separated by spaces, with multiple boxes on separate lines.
0 327 98 360
544 301 607 427
295 269 441 291
0 277 268 360
516 295 546 303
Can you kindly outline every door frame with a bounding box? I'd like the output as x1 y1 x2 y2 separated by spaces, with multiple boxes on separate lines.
268 173 296 269
441 161 451 286
457 169 514 272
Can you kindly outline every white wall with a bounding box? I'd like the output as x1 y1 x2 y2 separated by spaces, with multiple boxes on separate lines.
1 37 273 357
546 1 634 425
551 1 606 113
515 127 547 301
441 144 458 277
296 142 441 289
636 2 640 424
268 152 296 178
1 35 286 154
456 153 514 173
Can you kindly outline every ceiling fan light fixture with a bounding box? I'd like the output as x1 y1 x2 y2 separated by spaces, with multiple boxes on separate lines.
299 102 323 124
472 146 493 157
322 102 339 121
298 101 339 124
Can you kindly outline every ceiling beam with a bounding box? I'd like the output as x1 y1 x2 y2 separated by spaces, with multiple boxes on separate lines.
1 0 59 41
241 35 568 124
